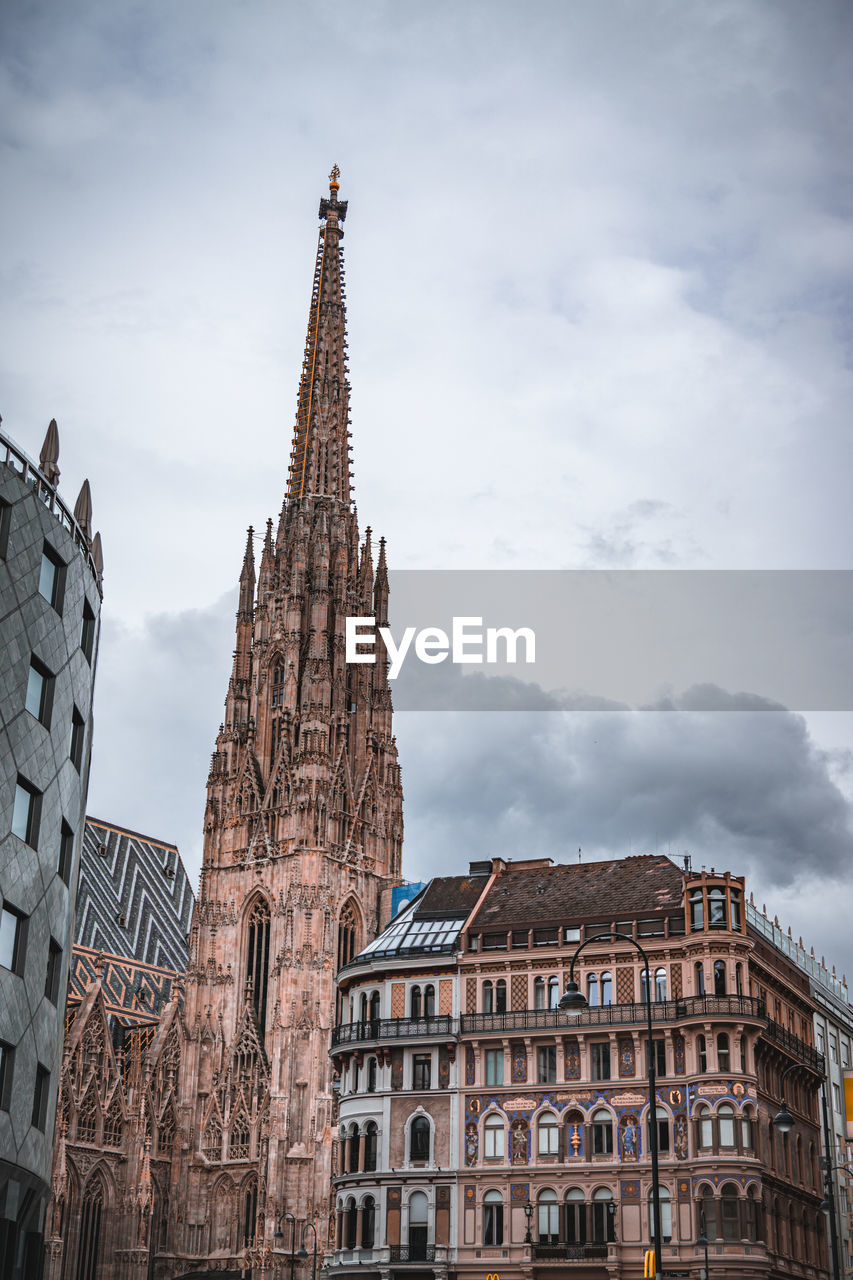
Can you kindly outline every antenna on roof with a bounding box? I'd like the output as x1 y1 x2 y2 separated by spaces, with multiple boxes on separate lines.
683 853 692 873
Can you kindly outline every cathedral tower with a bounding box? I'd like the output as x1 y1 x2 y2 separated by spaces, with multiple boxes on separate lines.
175 166 404 1264
45 168 403 1280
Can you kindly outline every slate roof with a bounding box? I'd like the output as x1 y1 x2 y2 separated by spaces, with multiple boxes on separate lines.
470 855 684 929
416 874 489 918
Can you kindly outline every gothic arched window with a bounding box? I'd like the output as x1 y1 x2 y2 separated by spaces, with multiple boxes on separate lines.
74 1177 103 1280
246 898 270 1033
337 902 359 971
158 1105 177 1155
230 1112 251 1160
203 1120 222 1162
103 1098 123 1147
242 1177 258 1247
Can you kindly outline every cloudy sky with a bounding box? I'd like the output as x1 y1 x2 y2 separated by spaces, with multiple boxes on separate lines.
2 2 853 976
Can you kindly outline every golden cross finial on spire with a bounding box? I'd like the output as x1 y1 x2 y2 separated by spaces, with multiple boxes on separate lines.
329 163 341 191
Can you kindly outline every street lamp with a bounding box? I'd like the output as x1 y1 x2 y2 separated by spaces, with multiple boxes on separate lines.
274 1212 298 1280
524 1200 533 1244
298 1222 319 1280
560 931 662 1278
696 1210 710 1280
772 1065 842 1280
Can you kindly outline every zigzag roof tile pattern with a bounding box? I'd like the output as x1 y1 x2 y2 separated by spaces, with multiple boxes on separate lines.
74 816 195 970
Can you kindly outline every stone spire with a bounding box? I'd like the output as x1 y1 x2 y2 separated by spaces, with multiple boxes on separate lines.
285 164 352 506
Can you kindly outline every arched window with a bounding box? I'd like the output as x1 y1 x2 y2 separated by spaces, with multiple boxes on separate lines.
735 962 743 995
242 1177 258 1247
655 968 667 1001
482 981 493 1014
566 1188 586 1244
714 960 727 996
649 1106 670 1154
423 984 435 1018
538 1111 559 1156
700 1188 717 1240
690 889 704 930
76 1090 98 1144
364 1122 378 1172
741 1107 754 1151
74 1177 103 1280
538 1189 559 1243
651 1186 673 1243
411 985 422 1019
592 1189 615 1243
718 1104 735 1148
717 1182 737 1244
409 1191 429 1259
745 1187 759 1242
246 898 270 1032
483 1191 503 1246
337 902 358 971
548 976 560 1010
716 1033 730 1072
695 961 705 996
534 976 546 1010
496 979 507 1013
640 969 650 1003
697 1034 707 1072
230 1112 250 1160
360 993 368 1022
158 1105 176 1156
367 1058 378 1093
270 662 284 708
345 1197 358 1249
587 973 599 1007
348 1124 360 1173
103 1099 123 1147
410 1115 430 1162
369 991 381 1024
362 1196 376 1249
730 891 742 931
708 888 726 927
484 1113 505 1159
591 1109 613 1155
600 972 613 1006
696 1105 713 1148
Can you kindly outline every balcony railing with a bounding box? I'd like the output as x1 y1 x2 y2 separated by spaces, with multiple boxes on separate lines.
331 1016 455 1048
762 1018 824 1073
387 1245 436 1264
532 1243 609 1262
461 994 766 1034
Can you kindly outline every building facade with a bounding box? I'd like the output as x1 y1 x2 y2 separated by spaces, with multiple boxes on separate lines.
331 856 830 1280
0 423 103 1278
45 168 403 1280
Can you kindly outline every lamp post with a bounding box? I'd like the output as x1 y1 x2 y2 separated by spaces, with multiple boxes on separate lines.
298 1222 318 1280
697 1210 710 1280
772 1066 841 1280
560 931 662 1278
273 1212 298 1280
524 1200 533 1245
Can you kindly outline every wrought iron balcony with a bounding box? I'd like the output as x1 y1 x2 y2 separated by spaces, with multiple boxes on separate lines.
532 1243 609 1262
331 1016 455 1048
460 994 766 1034
387 1245 436 1263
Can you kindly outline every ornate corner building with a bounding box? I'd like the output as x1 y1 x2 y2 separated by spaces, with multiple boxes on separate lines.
45 170 403 1280
330 857 832 1280
0 423 103 1278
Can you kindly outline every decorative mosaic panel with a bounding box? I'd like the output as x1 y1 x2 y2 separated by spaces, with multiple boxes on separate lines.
564 1037 580 1080
619 1113 639 1162
677 1177 691 1201
465 1046 476 1086
566 1122 583 1157
673 1033 685 1075
511 1184 530 1202
464 1121 478 1166
616 967 634 1004
621 1180 640 1200
511 973 528 1010
673 1110 689 1160
671 963 683 999
510 1117 529 1165
436 1186 451 1207
439 979 453 1015
466 977 477 1014
618 1036 635 1078
511 1043 527 1083
391 982 405 1018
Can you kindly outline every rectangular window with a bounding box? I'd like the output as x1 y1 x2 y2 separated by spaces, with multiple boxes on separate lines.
590 1042 611 1081
647 1039 666 1077
833 1083 842 1114
485 1049 504 1087
38 543 65 613
69 707 85 772
12 777 41 847
638 918 665 937
81 601 96 664
830 1036 839 1063
482 932 507 951
45 939 62 1005
668 913 686 935
58 821 74 884
0 904 27 976
511 930 529 948
32 1063 49 1131
0 1041 14 1110
564 926 581 943
533 928 559 946
412 1054 431 1090
843 1041 851 1069
0 498 11 559
537 1045 557 1083
25 657 54 727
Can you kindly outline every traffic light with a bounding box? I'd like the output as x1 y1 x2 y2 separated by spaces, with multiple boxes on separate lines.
643 1250 656 1278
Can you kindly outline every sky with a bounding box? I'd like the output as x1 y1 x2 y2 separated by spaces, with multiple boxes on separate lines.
2 1 853 979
